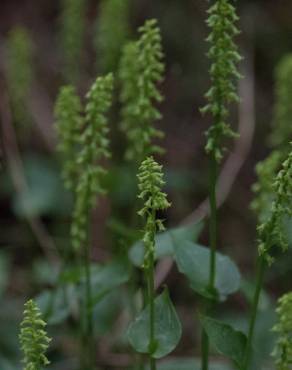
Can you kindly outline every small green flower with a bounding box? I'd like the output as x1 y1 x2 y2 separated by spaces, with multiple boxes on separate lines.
272 292 292 370
54 85 83 190
201 0 242 162
71 73 114 249
19 299 51 370
95 0 130 73
137 156 170 268
119 19 164 162
257 146 292 264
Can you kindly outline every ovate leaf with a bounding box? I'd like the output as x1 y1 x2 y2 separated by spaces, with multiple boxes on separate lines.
127 289 182 359
201 315 247 369
175 242 241 301
129 222 203 266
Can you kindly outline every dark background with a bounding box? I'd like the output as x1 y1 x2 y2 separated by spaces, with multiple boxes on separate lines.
0 1 292 369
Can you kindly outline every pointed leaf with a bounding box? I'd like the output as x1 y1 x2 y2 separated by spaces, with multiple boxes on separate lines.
127 289 182 359
201 315 247 369
174 241 241 300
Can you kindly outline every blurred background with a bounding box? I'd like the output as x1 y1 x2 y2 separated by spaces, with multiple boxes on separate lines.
0 0 292 369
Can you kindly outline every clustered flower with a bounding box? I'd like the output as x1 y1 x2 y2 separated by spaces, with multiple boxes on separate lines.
119 19 164 162
201 0 242 162
272 292 292 370
137 156 170 268
19 299 51 370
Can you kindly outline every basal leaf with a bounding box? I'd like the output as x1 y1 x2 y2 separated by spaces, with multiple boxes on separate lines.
201 315 247 369
127 289 182 359
174 241 241 301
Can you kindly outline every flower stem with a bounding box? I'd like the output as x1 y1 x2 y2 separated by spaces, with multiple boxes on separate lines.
148 244 157 370
243 255 266 370
80 228 94 370
201 152 218 370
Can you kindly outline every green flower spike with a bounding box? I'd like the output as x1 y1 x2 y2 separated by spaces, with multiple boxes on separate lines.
19 299 51 370
95 0 130 73
270 54 292 149
54 85 83 190
60 0 86 83
257 146 292 264
272 292 292 370
71 73 114 249
119 19 165 162
137 156 170 268
201 0 242 162
252 55 292 221
6 26 33 126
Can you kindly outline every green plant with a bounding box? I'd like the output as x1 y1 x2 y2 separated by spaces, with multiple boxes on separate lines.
200 1 241 369
6 26 33 127
60 0 86 83
119 19 165 163
55 73 114 370
272 292 292 370
129 156 173 370
54 85 83 190
244 146 292 370
19 299 51 370
94 0 130 73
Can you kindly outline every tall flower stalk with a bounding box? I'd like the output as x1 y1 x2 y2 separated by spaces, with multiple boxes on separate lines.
245 55 292 370
200 1 241 369
243 146 292 370
137 156 170 370
55 73 114 370
19 299 51 370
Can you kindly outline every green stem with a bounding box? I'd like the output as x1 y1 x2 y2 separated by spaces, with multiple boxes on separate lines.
201 152 218 370
148 248 156 370
243 255 266 370
80 229 94 370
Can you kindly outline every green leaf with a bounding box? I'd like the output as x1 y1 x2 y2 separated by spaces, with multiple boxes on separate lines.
201 315 247 369
127 289 182 359
129 222 203 267
61 259 130 306
12 155 72 218
174 241 241 301
36 286 76 325
154 358 233 370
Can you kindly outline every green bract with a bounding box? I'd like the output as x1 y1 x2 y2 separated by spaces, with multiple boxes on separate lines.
257 146 292 264
272 292 292 370
19 299 51 370
6 26 33 125
60 0 86 83
71 73 114 249
95 0 130 73
137 156 170 268
201 0 242 162
54 85 83 190
119 19 164 162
